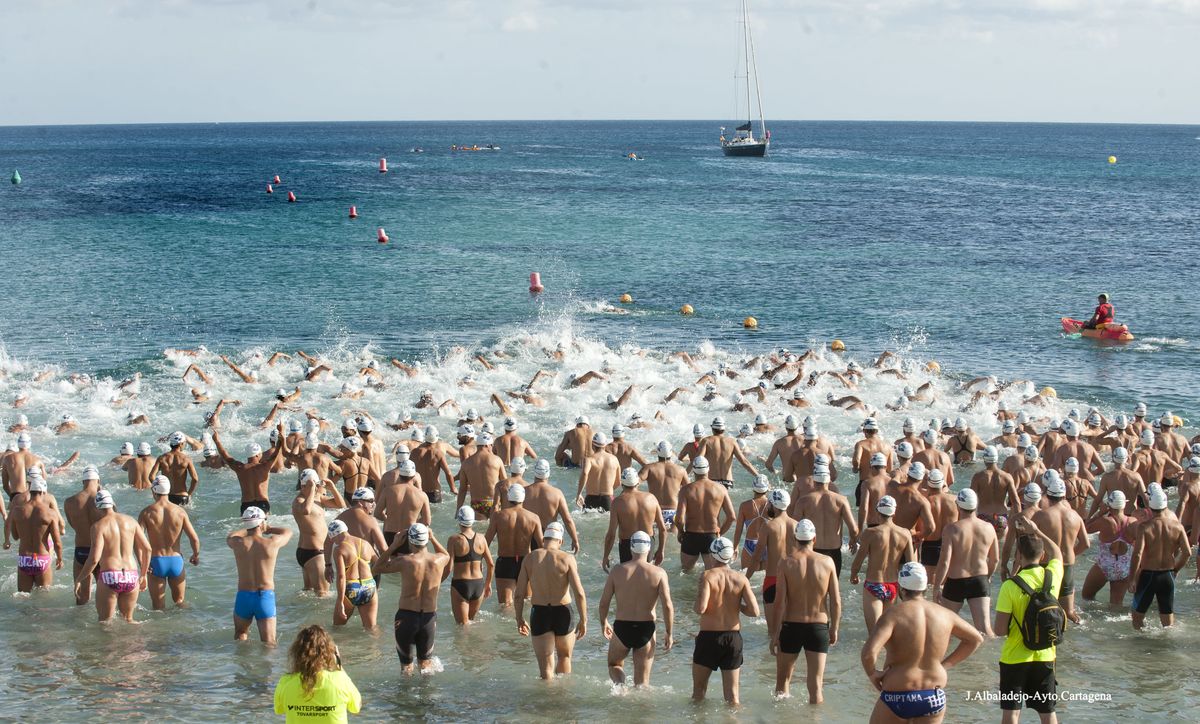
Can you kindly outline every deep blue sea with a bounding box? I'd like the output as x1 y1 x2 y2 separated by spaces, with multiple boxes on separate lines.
1 121 1199 721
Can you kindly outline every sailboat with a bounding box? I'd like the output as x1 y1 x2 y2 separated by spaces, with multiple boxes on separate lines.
720 0 769 157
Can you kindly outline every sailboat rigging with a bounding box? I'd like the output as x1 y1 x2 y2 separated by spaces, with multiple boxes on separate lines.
719 0 769 157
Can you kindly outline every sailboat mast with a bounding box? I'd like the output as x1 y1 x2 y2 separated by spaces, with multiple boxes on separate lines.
746 0 767 137
742 0 752 132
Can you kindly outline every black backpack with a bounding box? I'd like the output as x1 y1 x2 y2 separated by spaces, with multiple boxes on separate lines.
1009 566 1066 650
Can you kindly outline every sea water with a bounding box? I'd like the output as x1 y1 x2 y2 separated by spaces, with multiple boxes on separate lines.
0 121 1198 721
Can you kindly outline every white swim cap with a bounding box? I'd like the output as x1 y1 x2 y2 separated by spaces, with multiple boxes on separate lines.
896 441 913 459
752 474 771 493
576 415 590 426
82 465 100 482
997 401 1008 411
340 415 355 428
768 489 790 510
877 495 897 516
424 425 439 442
956 489 978 511
481 421 494 435
399 460 417 477
1064 457 1079 473
304 433 319 450
456 506 476 526
656 440 672 458
1105 489 1127 510
1087 412 1101 426
1148 485 1169 511
983 445 999 463
351 487 375 502
733 393 744 404
168 431 186 447
543 521 565 541
1160 411 1175 427
630 412 643 422
921 428 938 444
926 469 945 487
611 424 626 439
711 416 726 431
477 433 494 446
300 468 320 486
246 442 263 458
534 459 551 479
1134 402 1148 415
813 469 831 484
754 413 766 426
1017 411 1030 425
120 442 134 456
1043 470 1066 497
27 473 47 492
815 453 830 466
327 520 348 537
803 426 817 441
408 523 430 546
1067 408 1080 421
341 436 361 451
908 462 927 481
95 489 114 508
870 452 886 467
357 418 374 433
902 417 915 433
1140 429 1155 446
954 417 967 431
793 388 804 400
784 414 799 430
592 432 609 447
395 445 411 461
16 431 30 449
457 424 476 439
1114 414 1128 430
621 467 639 487
151 475 171 495
941 418 953 431
305 418 320 434
241 506 266 528
630 530 652 554
1187 456 1200 474
16 414 28 426
1023 445 1039 462
509 458 527 475
794 519 817 541
899 561 928 592
1061 419 1079 437
692 423 704 437
504 416 517 431
1002 419 1017 432
1023 483 1043 504
464 408 479 421
692 455 709 472
507 484 526 503
709 537 735 563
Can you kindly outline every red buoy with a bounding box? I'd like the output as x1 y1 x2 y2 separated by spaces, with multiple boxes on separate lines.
266 184 273 194
287 191 297 203
273 175 281 184
379 158 388 173
529 272 544 293
377 227 389 243
349 205 358 218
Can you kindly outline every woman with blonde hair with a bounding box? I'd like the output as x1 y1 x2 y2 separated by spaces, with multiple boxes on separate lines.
274 625 361 722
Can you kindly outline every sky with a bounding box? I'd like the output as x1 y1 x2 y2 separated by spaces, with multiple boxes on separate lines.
0 0 1197 125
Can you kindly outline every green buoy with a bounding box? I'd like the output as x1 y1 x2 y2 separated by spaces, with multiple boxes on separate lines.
10 170 20 185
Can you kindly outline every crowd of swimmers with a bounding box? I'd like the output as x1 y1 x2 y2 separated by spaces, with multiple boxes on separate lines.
3 342 1199 722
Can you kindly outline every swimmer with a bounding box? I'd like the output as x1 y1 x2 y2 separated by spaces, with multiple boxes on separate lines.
769 519 841 703
971 446 1019 537
149 431 199 506
603 468 667 569
691 537 758 705
292 433 343 490
332 436 379 499
574 432 620 511
227 506 292 644
554 415 594 469
605 424 647 469
885 463 935 543
8 475 63 592
895 418 926 454
54 413 78 436
64 467 103 604
523 459 581 551
212 425 286 513
697 416 757 488
945 418 983 464
515 522 588 680
1133 429 1183 491
793 468 859 578
849 496 915 633
376 460 431 553
2 431 38 498
1081 490 1136 606
138 477 201 609
678 424 705 468
484 484 543 606
732 475 772 573
598 529 674 687
1130 485 1191 629
77 489 151 622
493 416 538 468
999 484 1048 580
354 416 386 475
1059 457 1096 517
411 426 456 503
181 363 213 385
122 441 156 489
912 429 955 485
447 506 493 625
933 489 999 637
330 489 388 574
852 418 893 498
858 453 892 531
861 562 983 723
292 469 345 595
917 470 958 579
327 520 379 630
373 523 451 673
1046 419 1104 477
1089 447 1146 516
676 456 734 573
991 419 1021 448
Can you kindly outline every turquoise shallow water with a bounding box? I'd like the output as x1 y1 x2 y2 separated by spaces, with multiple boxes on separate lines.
1 121 1199 721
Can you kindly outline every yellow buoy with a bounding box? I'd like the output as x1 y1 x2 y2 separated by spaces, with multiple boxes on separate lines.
925 361 941 374
1040 386 1057 399
830 340 845 352
743 316 758 329
1108 156 1117 164
619 293 633 304
680 304 694 316
1173 415 1183 427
